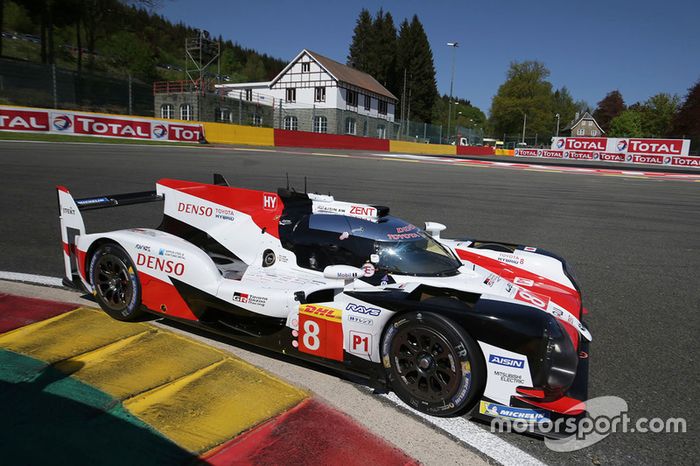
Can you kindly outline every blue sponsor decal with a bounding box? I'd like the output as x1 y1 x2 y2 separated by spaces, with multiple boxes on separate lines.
489 354 525 369
346 303 381 317
75 197 110 206
480 401 549 422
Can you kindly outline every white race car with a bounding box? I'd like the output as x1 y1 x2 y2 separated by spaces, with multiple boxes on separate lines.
57 175 591 433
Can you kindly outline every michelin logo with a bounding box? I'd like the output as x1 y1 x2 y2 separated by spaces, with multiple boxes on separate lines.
489 354 525 368
480 401 549 422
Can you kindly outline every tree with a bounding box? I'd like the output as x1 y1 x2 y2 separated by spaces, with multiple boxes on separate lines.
396 16 438 122
609 110 643 137
639 93 680 137
672 79 700 151
347 9 373 71
101 30 156 81
489 61 554 138
593 90 625 132
551 87 577 135
347 9 397 93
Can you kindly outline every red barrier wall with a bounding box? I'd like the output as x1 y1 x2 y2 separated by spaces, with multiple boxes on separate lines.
456 145 496 156
274 129 390 151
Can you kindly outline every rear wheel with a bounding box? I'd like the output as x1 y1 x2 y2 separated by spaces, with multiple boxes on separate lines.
381 311 484 416
89 243 143 321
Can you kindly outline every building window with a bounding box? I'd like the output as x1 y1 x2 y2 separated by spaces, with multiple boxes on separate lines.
346 89 358 107
218 108 231 122
160 104 173 119
301 62 310 72
378 100 388 115
345 117 356 135
314 116 327 133
577 128 585 135
252 113 263 126
286 88 296 103
180 104 192 121
377 124 386 139
587 121 593 127
315 86 326 102
364 95 371 111
244 89 253 101
591 130 598 136
283 116 298 131
362 120 368 136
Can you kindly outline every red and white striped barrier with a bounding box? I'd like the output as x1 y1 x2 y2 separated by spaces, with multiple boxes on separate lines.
0 105 204 143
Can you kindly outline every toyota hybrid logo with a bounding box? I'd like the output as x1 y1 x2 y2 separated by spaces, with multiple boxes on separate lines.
152 124 167 139
52 115 72 131
617 139 628 152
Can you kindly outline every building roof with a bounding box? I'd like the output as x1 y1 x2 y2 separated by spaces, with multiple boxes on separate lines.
562 111 605 134
271 49 398 101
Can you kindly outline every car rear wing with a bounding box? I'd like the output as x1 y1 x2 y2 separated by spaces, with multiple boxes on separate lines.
56 185 164 286
56 174 227 286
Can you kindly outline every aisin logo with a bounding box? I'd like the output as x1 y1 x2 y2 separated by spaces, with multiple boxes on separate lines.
152 124 167 139
617 139 628 152
52 115 72 131
556 138 565 149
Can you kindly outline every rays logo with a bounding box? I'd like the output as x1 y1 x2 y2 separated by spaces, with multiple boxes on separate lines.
556 138 565 149
52 115 72 131
152 124 167 139
617 139 628 152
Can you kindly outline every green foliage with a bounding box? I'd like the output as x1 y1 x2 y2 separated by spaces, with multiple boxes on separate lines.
1 0 286 84
396 16 439 122
489 60 555 138
638 93 680 137
608 110 643 137
552 87 577 133
100 30 156 81
593 90 625 132
4 1 34 33
672 79 700 151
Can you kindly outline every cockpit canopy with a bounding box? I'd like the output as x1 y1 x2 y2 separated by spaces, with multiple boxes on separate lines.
281 214 462 277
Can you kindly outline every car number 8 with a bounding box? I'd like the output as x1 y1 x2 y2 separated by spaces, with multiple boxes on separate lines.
303 319 320 350
518 289 547 309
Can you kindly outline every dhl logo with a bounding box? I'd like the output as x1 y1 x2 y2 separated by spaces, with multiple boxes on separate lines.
299 304 342 322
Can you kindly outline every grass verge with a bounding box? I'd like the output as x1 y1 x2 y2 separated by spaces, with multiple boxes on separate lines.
0 131 192 146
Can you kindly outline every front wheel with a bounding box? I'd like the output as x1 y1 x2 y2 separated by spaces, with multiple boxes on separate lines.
89 243 144 321
381 311 485 416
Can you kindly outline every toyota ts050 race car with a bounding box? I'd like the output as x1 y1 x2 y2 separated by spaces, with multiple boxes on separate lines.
57 175 591 434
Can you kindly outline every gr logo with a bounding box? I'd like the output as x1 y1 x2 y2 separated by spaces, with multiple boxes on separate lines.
346 303 381 317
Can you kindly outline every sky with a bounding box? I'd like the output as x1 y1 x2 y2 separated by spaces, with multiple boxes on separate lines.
156 0 700 114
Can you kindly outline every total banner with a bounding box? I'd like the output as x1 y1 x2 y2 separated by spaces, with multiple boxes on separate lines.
0 106 204 143
551 137 690 157
515 147 700 168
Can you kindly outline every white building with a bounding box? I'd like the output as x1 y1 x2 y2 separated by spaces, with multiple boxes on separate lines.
216 49 398 137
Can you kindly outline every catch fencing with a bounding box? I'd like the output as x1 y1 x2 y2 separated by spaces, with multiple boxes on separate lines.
0 58 153 116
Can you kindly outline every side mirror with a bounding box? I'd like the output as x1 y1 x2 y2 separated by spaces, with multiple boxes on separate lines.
424 222 446 239
323 265 362 280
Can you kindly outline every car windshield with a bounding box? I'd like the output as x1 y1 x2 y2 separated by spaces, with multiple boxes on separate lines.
375 234 461 276
306 214 462 276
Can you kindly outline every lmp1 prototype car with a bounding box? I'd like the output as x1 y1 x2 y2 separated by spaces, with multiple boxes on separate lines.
57 175 590 431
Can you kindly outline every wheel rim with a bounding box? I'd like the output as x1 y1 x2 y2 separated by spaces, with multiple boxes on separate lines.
391 324 464 403
94 253 133 312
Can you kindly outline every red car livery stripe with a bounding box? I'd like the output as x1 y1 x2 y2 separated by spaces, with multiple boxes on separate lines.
138 270 198 321
158 178 283 238
456 248 581 347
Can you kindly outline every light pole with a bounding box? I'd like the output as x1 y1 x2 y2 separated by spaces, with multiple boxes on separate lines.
555 113 560 136
521 111 527 145
446 41 458 144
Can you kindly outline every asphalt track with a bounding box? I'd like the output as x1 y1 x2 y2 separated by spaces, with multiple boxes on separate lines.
0 140 698 465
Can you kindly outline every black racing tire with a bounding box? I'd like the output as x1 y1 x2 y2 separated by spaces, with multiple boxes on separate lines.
381 311 485 417
89 242 144 321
